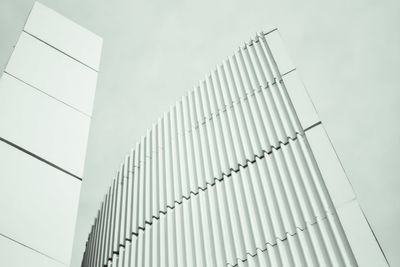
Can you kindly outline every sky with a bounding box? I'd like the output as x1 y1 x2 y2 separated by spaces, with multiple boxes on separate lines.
1 0 399 266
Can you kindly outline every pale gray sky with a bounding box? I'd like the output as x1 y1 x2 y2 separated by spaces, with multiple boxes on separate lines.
1 0 399 266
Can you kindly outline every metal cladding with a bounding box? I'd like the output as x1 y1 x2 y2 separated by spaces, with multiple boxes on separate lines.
81 29 387 267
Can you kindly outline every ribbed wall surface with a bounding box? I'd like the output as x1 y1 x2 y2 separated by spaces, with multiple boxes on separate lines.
81 30 358 267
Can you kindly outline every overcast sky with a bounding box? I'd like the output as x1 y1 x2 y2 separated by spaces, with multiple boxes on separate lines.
1 0 399 266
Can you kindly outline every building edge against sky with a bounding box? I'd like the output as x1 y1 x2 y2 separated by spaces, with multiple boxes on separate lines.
81 30 388 266
0 2 102 266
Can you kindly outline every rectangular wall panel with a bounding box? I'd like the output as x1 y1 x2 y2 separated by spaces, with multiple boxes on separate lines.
5 32 98 116
282 70 320 130
0 73 90 177
0 141 81 264
264 30 296 75
24 2 102 71
305 124 356 207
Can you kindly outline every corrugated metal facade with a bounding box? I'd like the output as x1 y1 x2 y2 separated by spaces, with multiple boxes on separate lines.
81 29 387 267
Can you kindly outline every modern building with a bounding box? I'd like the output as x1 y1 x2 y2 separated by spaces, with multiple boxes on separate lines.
0 2 102 266
82 30 387 266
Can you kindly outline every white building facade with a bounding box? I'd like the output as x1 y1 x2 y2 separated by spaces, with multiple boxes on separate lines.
0 2 102 266
81 30 387 267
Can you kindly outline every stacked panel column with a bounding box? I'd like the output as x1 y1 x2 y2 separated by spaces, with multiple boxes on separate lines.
0 2 102 266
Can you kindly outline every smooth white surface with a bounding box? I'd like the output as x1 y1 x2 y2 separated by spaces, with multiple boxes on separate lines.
0 73 90 177
0 141 81 265
6 32 98 116
283 70 320 129
337 200 388 267
25 1 102 71
305 123 356 207
0 235 66 267
265 30 295 76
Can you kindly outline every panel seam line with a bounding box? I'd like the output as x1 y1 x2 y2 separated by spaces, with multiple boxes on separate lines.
22 30 98 72
0 232 67 266
3 71 92 117
0 136 83 181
